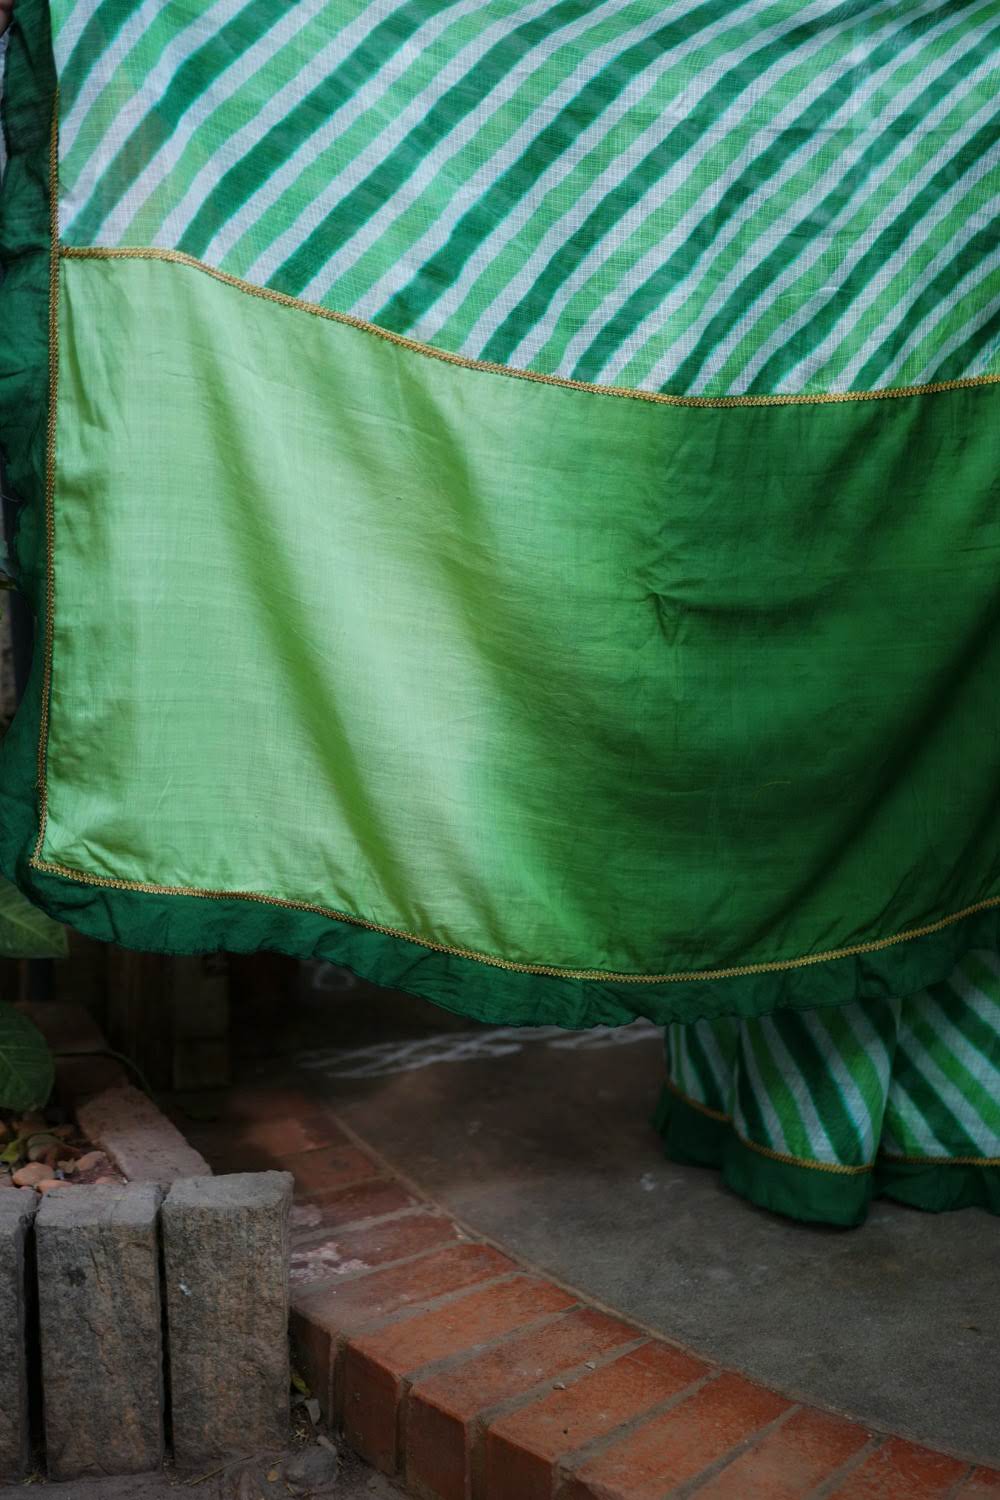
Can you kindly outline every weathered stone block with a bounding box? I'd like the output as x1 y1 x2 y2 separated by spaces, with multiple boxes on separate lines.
36 1184 164 1479
76 1083 211 1185
0 1190 38 1482
162 1172 292 1469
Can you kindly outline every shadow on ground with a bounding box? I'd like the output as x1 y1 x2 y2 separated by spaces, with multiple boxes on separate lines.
250 964 1000 1469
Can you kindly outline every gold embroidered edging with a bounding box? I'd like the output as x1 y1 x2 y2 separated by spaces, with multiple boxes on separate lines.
59 245 1000 410
738 1135 874 1176
664 1080 1000 1173
665 1077 732 1123
33 92 60 863
27 858 1000 984
665 1079 873 1174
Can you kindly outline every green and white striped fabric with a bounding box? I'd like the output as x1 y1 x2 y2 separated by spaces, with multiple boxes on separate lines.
664 949 1000 1219
53 0 1000 398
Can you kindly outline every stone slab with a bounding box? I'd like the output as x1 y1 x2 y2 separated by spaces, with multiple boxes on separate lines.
36 1184 164 1479
0 1191 38 1482
162 1171 293 1469
77 1083 211 1185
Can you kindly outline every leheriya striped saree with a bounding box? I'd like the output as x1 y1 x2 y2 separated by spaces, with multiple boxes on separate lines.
1 1 998 1223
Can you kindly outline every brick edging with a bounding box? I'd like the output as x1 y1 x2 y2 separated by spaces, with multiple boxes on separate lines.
175 1078 1000 1500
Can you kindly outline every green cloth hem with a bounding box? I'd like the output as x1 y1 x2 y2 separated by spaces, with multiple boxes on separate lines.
657 1089 1000 1225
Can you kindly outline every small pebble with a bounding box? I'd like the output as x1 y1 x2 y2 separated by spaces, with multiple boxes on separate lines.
12 1164 48 1188
282 1444 341 1495
94 1175 120 1185
38 1179 71 1194
76 1151 109 1173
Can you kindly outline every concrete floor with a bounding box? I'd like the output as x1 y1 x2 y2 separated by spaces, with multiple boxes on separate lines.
276 967 1000 1470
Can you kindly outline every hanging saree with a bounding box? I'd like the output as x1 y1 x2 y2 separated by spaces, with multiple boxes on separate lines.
0 0 999 1074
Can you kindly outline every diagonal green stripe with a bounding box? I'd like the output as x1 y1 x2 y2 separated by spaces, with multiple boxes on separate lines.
271 0 673 300
773 1010 866 1162
669 7 999 394
802 171 998 391
683 1019 734 1113
890 1037 983 1156
822 1006 893 1133
734 1026 781 1154
67 0 290 243
760 130 1000 391
572 0 987 385
484 0 895 371
173 0 475 262
57 0 149 116
911 996 1000 1135
881 273 1000 393
369 0 756 336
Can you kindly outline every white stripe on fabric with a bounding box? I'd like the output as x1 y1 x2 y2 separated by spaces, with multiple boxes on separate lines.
681 21 1000 393
158 0 496 261
61 0 252 237
288 0 670 306
563 0 977 387
917 992 1000 1146
795 172 1000 390
883 1069 944 1157
215 0 577 280
733 1023 788 1156
800 1009 882 1162
758 1014 844 1163
896 1026 997 1154
894 283 1000 387
101 0 331 246
49 0 104 76
472 0 904 371
341 0 768 329
619 2 998 391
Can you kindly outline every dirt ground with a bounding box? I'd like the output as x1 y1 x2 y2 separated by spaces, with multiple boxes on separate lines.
0 1442 402 1499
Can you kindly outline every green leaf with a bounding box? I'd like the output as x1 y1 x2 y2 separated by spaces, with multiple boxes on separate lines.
0 876 67 959
0 1004 54 1112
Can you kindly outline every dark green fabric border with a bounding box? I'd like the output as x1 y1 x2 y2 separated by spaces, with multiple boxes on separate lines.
657 1089 999 1225
875 1158 1000 1216
0 0 53 572
2 5 1000 1032
2 863 1000 1031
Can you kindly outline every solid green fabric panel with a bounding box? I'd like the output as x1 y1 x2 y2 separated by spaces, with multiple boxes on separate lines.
4 250 998 1017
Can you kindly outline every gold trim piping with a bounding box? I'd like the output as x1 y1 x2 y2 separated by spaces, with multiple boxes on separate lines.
666 1081 1000 1172
24 859 1000 984
59 245 1000 410
665 1077 732 1123
32 92 60 863
738 1135 874 1176
665 1079 874 1174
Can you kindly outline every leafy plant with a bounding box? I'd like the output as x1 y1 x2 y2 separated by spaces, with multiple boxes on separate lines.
0 1002 53 1111
0 876 65 1110
0 875 67 959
